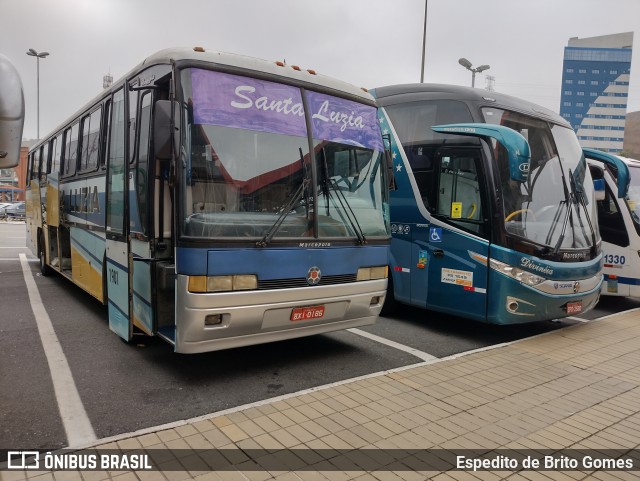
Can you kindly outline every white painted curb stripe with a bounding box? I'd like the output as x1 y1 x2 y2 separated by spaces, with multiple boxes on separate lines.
19 253 97 447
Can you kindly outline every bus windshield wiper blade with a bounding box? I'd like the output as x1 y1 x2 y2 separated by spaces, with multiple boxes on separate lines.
257 149 311 248
256 180 308 247
553 194 574 255
328 178 367 245
319 148 366 245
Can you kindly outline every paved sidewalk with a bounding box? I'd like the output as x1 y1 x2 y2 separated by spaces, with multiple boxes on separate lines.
3 309 640 481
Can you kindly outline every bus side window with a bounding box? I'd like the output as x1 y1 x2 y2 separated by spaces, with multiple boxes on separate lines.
406 145 435 209
27 153 34 183
62 122 79 176
134 91 152 235
39 143 49 183
80 108 102 172
598 183 629 247
101 100 112 168
435 151 486 237
51 134 62 174
33 149 41 182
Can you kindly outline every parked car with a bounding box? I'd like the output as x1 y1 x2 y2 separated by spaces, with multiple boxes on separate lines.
4 201 25 218
0 202 15 217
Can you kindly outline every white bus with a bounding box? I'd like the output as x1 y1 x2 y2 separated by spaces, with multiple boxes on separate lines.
586 149 640 297
26 47 391 353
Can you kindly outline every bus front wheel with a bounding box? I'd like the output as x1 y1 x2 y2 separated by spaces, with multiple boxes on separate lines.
38 234 52 276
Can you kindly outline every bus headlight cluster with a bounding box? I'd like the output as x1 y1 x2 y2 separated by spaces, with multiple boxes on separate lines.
357 266 388 281
188 275 258 293
489 259 545 287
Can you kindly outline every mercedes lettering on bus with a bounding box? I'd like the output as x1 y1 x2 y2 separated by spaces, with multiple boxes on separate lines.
25 47 390 353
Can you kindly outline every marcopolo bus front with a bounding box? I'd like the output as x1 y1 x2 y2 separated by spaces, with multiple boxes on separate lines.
172 246 388 353
484 247 602 324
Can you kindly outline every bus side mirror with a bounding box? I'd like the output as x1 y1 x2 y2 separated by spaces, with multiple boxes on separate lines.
583 148 630 198
0 54 25 169
154 100 180 161
432 123 531 183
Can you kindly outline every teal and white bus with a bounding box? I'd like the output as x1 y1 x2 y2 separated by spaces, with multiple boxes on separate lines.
26 47 391 353
586 150 639 298
372 84 629 324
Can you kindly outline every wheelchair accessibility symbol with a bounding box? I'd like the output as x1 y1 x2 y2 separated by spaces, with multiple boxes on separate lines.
430 227 442 243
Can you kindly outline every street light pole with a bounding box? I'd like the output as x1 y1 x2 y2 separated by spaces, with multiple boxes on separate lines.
26 48 49 139
458 58 490 88
420 0 428 83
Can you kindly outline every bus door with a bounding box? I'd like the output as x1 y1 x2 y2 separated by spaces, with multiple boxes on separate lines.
424 147 490 321
589 162 632 296
105 87 132 340
129 90 155 336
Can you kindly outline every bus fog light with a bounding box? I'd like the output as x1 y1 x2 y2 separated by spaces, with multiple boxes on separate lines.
370 296 381 306
205 314 223 326
507 300 519 313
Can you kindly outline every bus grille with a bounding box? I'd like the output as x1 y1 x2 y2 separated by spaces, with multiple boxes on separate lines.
257 274 357 290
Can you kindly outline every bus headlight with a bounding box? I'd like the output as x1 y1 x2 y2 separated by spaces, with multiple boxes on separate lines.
357 266 388 281
489 259 545 287
188 275 258 293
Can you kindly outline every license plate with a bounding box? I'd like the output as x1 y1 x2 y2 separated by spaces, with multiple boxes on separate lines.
566 301 582 314
291 305 325 321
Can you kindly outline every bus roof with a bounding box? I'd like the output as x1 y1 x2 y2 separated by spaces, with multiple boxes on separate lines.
371 83 569 128
135 47 373 100
30 47 375 152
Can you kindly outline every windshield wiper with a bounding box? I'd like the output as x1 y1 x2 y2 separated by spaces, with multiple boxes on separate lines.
320 147 367 245
256 150 310 247
552 167 595 255
570 166 598 251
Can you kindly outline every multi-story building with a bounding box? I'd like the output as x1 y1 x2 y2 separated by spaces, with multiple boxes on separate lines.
559 32 633 153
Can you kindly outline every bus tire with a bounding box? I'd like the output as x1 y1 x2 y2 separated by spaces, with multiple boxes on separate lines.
38 234 52 276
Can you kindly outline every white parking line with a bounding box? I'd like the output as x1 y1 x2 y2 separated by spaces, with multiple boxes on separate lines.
0 257 38 261
19 253 97 448
348 328 438 361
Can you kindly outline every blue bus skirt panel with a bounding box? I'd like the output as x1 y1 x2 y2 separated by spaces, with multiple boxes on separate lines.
176 245 389 279
173 245 389 353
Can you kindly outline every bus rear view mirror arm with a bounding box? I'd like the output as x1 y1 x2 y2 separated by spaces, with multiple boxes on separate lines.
432 123 531 183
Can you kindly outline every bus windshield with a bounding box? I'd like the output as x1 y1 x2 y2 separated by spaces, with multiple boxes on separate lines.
179 68 388 241
626 166 640 234
483 108 599 251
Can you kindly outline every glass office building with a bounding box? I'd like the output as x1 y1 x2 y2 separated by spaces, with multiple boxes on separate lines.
559 32 633 153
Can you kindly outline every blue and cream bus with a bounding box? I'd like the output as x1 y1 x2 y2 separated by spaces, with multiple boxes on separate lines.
25 47 390 353
371 84 629 324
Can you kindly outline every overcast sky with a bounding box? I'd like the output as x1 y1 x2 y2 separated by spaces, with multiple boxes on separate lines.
3 0 640 140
